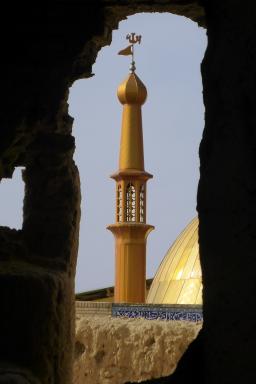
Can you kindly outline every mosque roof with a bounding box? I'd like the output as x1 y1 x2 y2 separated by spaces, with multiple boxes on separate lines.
76 279 153 302
146 217 202 305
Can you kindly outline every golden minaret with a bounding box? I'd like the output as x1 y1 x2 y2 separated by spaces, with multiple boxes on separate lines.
107 33 154 303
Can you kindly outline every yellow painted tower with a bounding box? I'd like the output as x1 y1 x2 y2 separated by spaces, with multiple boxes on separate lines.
107 34 154 303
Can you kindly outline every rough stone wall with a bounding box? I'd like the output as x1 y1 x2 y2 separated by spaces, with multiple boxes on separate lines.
3 1 256 384
0 133 81 383
0 1 204 383
198 2 256 383
0 2 104 382
74 316 201 384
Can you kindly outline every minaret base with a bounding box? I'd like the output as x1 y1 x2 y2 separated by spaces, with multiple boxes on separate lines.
107 223 154 303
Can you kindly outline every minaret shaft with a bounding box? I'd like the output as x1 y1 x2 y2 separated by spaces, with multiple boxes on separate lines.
119 105 144 170
107 71 154 303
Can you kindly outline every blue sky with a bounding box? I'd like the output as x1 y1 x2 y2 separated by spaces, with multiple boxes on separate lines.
0 13 207 293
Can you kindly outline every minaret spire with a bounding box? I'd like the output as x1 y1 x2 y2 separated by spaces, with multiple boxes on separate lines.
107 34 154 303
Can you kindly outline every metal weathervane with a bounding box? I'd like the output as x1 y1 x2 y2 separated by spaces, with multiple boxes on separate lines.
118 33 142 72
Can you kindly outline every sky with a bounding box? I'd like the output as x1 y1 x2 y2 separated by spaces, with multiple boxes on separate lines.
0 13 207 293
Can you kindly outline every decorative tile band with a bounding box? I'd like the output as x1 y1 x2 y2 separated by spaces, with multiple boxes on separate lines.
75 302 203 322
112 304 203 322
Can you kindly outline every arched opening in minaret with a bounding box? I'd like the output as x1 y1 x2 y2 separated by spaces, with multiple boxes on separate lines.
126 183 136 222
0 167 25 229
69 11 207 381
117 184 123 222
139 184 145 223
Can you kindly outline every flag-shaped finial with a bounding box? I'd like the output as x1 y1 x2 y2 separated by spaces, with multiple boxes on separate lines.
118 33 142 73
118 45 133 56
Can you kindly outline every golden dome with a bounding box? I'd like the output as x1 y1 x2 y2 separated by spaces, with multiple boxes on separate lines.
146 217 202 305
117 73 147 105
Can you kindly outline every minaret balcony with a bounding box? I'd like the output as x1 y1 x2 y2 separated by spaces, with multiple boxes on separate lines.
110 169 153 182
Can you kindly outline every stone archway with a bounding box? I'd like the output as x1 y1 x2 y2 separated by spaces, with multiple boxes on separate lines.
1 2 256 384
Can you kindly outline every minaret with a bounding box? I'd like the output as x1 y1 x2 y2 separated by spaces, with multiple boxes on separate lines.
107 33 154 303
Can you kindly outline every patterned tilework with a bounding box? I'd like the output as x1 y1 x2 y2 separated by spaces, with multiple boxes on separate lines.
112 304 203 322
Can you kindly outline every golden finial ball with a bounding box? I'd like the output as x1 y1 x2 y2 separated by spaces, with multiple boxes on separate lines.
117 73 147 105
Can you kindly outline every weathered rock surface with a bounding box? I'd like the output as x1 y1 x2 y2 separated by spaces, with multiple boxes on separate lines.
73 316 201 384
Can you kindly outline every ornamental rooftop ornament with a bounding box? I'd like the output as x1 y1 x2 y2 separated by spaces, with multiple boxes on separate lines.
118 32 142 73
